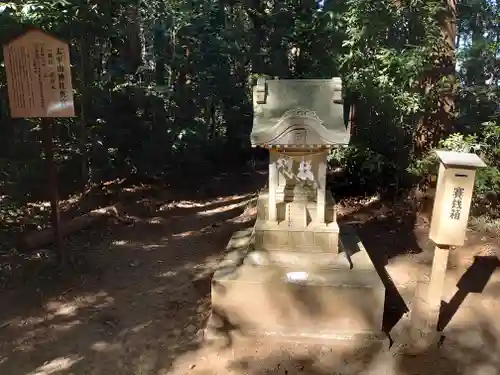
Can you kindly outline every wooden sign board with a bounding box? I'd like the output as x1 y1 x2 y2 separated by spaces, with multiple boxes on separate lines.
3 29 75 118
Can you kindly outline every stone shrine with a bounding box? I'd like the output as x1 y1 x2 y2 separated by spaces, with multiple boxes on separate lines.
205 78 385 342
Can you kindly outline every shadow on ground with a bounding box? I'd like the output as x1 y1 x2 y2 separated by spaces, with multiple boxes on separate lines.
1 172 499 375
438 255 500 331
218 315 500 375
337 198 500 344
337 199 427 339
0 171 264 375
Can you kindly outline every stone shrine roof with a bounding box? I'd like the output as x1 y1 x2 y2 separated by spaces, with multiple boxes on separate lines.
251 78 350 147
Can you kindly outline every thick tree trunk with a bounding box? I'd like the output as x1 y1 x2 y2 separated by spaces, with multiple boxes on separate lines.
248 0 266 74
78 1 93 187
270 0 290 77
122 2 143 73
414 0 457 154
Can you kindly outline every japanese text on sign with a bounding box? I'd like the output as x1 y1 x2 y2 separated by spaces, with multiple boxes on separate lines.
450 187 464 220
3 29 74 118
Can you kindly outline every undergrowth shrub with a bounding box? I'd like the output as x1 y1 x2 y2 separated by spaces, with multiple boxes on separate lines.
408 123 500 217
327 145 410 198
329 121 500 220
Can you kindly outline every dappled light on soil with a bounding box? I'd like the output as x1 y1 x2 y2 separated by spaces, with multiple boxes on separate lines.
196 197 255 217
44 292 114 317
0 172 498 375
1 0 499 370
28 355 83 375
90 341 123 353
112 240 130 246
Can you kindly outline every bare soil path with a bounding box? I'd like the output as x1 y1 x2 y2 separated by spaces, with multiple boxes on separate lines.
0 172 499 375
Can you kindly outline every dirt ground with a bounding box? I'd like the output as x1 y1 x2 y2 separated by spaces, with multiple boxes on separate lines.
0 171 499 375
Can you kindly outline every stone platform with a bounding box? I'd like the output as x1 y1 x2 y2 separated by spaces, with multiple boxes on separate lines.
205 226 385 343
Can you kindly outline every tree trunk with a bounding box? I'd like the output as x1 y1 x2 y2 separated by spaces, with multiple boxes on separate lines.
248 0 266 74
270 0 290 78
414 0 457 154
78 1 93 187
122 2 143 73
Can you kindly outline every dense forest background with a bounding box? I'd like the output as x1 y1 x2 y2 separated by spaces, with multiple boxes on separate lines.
0 0 499 253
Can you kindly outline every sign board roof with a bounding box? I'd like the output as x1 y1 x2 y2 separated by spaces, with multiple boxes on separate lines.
435 150 486 169
3 29 75 118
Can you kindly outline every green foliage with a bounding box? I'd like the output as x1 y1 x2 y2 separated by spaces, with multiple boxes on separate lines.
327 0 454 196
330 0 500 207
328 146 402 196
1 0 500 235
408 124 500 209
439 132 481 153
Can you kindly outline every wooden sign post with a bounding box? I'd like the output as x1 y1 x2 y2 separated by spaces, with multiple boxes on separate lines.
3 29 75 262
427 151 486 326
407 150 486 354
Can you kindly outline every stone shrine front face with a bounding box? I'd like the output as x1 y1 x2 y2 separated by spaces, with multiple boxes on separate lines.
250 78 349 254
205 77 385 343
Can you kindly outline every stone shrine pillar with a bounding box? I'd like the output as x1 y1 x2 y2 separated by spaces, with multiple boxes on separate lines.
268 157 278 221
316 152 327 224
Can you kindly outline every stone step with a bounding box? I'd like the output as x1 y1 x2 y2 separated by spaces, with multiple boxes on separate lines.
207 226 386 343
245 250 352 269
207 261 385 342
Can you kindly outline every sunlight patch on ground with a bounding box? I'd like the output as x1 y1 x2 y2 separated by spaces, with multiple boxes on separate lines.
385 262 424 287
91 340 123 352
158 194 251 212
156 263 198 280
336 194 383 218
45 302 78 317
163 201 205 209
7 291 115 353
142 243 166 250
470 216 500 235
173 200 256 239
112 239 130 246
172 230 195 238
124 321 153 335
27 355 83 375
48 319 82 333
150 285 171 294
363 195 381 205
45 291 114 317
111 240 168 251
226 213 255 225
147 217 167 224
196 197 255 217
157 270 178 278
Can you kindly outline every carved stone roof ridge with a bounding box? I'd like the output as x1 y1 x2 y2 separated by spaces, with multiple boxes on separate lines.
250 78 350 147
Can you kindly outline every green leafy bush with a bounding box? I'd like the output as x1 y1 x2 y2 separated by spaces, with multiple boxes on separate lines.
328 145 407 197
408 124 500 215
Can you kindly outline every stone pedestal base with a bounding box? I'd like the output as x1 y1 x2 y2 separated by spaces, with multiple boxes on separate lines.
205 226 385 343
254 219 340 254
257 189 337 224
255 189 340 254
